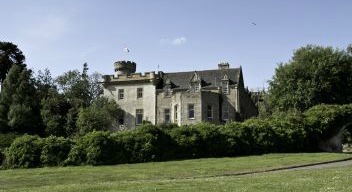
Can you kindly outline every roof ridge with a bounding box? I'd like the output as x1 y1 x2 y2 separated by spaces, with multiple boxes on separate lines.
165 68 240 74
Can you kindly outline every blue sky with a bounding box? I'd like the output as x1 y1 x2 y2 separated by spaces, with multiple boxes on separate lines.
1 0 352 89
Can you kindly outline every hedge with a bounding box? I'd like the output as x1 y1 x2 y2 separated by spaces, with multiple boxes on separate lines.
2 104 351 169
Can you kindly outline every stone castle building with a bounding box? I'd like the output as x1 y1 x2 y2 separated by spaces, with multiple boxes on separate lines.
102 61 258 129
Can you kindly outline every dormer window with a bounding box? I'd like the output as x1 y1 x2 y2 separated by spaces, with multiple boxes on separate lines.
190 72 201 92
222 74 229 94
165 87 172 97
194 83 200 92
222 82 229 94
164 78 172 97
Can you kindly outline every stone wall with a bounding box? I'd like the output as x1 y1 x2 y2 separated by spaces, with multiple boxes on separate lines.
201 91 220 124
179 91 202 125
103 83 156 129
238 87 258 119
156 91 173 124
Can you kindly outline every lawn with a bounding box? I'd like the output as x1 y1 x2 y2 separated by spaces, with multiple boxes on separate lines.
0 153 351 192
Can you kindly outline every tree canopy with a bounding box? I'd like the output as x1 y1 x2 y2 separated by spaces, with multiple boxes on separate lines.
0 42 26 83
267 45 352 112
0 65 42 134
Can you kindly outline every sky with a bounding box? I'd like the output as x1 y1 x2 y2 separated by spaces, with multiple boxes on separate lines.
1 0 352 90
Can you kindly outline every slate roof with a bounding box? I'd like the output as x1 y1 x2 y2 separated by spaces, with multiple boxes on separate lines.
161 68 240 89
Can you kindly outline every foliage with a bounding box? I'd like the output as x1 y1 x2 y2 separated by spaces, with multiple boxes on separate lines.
169 125 203 158
0 133 19 151
0 41 26 83
268 45 352 112
40 89 71 137
3 134 42 168
116 124 176 163
34 69 56 101
54 63 104 136
0 65 42 134
40 136 72 166
76 97 122 135
56 63 103 108
1 103 351 169
303 104 352 150
66 131 119 165
0 150 3 167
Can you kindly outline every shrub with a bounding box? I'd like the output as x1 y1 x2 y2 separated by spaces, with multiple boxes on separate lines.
220 122 245 156
40 136 72 166
192 123 227 157
169 125 203 158
76 97 122 135
66 131 119 165
0 150 4 168
0 133 19 151
116 124 176 163
64 141 85 166
304 104 352 150
268 114 307 152
3 134 42 168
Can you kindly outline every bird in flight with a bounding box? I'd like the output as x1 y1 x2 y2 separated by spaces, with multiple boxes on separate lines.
124 46 130 53
251 22 257 26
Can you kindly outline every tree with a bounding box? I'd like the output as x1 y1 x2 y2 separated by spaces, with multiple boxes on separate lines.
0 65 42 134
55 63 104 136
268 45 352 112
0 42 26 84
40 89 71 137
34 69 56 101
56 63 102 108
76 97 122 135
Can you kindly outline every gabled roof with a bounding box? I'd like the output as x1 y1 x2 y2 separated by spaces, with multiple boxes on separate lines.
162 68 240 89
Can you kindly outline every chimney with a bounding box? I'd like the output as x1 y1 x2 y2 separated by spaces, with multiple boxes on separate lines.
218 62 230 70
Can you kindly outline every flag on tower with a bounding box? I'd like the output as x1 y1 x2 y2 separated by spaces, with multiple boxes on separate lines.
124 46 130 53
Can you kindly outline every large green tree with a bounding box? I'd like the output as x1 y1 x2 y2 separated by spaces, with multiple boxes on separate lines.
56 63 102 108
268 45 352 112
40 89 71 137
54 63 103 136
0 42 26 84
0 65 42 134
76 97 122 135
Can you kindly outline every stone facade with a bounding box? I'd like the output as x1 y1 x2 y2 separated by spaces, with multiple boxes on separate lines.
102 61 258 129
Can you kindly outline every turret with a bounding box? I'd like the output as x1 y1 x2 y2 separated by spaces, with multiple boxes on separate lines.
114 61 136 76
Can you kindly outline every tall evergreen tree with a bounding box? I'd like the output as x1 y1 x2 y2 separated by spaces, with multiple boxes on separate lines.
0 65 42 134
0 42 26 84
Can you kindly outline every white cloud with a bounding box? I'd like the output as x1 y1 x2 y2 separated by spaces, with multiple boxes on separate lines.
160 37 187 46
172 37 187 45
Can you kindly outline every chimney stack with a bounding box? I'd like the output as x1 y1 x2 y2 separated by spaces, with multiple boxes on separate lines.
218 62 230 70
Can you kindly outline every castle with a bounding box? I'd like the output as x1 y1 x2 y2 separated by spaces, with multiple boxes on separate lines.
102 61 258 129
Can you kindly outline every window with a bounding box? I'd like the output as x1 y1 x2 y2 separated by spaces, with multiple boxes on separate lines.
188 104 195 119
118 115 124 125
222 82 229 94
222 105 229 120
118 114 125 129
137 88 143 98
164 108 171 123
207 105 213 119
118 89 124 100
174 105 178 123
136 109 143 125
165 88 172 97
194 83 200 92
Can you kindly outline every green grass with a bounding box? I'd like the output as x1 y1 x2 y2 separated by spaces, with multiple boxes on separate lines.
0 153 351 192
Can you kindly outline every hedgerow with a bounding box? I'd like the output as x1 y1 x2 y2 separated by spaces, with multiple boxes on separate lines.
1 104 351 169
